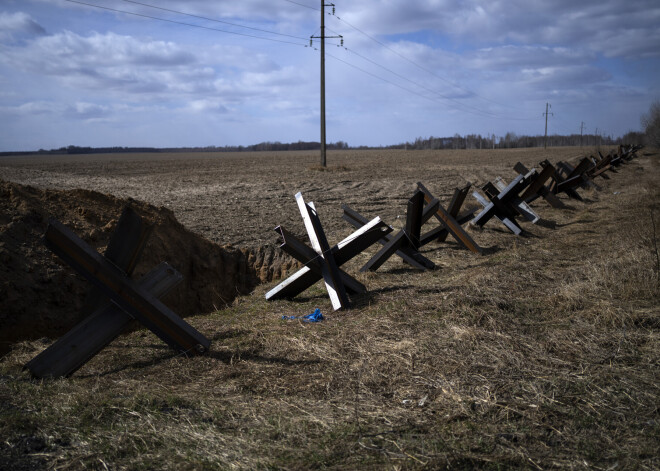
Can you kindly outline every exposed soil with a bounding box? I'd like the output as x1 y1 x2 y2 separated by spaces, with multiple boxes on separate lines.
0 147 597 248
0 147 658 470
0 147 636 352
0 146 650 350
0 180 296 353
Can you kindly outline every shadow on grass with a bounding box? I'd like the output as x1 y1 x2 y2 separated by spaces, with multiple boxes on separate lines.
286 293 334 304
74 350 180 378
431 241 503 255
205 350 321 366
536 218 558 229
74 342 320 378
349 284 416 309
556 218 595 228
481 245 503 255
381 266 430 275
414 286 457 295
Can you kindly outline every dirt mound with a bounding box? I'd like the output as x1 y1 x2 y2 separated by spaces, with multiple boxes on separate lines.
0 180 297 354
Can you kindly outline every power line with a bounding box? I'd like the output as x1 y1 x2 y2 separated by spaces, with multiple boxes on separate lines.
326 51 435 102
343 47 535 121
326 50 542 123
553 109 584 136
125 0 535 122
331 14 512 109
64 0 309 46
67 0 545 127
119 0 310 41
282 0 320 11
326 52 536 121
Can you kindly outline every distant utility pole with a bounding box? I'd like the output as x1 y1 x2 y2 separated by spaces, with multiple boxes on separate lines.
580 121 586 147
311 2 342 167
543 102 553 149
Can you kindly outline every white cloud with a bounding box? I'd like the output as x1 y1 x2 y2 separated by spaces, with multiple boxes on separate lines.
65 102 112 120
140 0 314 22
340 0 660 59
3 100 125 121
187 99 229 114
0 28 301 106
13 30 195 71
471 45 590 70
13 101 61 115
0 11 46 41
0 1 657 150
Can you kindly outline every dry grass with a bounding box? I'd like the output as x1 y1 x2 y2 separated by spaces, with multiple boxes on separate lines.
1 149 659 470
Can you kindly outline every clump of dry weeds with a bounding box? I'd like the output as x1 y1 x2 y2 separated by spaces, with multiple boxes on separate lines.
1 150 658 470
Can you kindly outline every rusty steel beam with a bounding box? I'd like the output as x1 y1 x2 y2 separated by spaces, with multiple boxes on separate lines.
44 220 210 355
416 182 482 254
342 205 427 268
265 212 391 305
26 262 183 378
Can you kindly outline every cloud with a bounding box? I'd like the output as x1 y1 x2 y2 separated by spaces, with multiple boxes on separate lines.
23 30 195 70
471 45 591 71
187 99 229 114
340 0 660 59
0 28 297 106
461 45 610 96
0 0 656 151
123 0 314 23
12 101 60 115
65 102 113 120
3 100 116 121
0 11 46 42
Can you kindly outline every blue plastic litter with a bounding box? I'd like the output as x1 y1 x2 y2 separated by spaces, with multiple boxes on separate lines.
282 308 324 322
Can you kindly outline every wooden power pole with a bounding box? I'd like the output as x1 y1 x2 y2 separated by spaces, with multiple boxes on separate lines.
311 3 342 167
543 103 553 149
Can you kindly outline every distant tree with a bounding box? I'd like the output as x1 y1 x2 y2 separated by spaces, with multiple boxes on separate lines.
452 133 462 149
641 100 660 147
503 132 518 148
620 131 645 145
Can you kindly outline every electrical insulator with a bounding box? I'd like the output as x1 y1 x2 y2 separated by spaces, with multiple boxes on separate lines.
340 38 344 46
309 38 313 47
332 6 335 15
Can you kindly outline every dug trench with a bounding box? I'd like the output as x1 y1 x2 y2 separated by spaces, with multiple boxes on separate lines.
0 179 299 355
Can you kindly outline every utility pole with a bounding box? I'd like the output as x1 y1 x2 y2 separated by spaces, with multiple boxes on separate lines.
543 103 553 149
311 2 342 167
580 121 585 147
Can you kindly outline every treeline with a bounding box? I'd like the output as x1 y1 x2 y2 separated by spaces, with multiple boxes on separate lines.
1 132 647 157
182 140 350 152
391 131 645 150
62 146 161 154
0 145 160 156
0 141 350 156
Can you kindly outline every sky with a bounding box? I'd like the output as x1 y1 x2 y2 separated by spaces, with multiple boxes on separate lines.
0 0 659 151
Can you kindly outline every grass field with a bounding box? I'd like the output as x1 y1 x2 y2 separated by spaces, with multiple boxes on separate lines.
1 147 658 469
